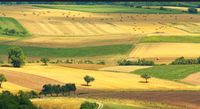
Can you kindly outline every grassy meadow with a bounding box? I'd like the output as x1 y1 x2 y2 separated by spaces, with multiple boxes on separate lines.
0 44 133 58
33 5 185 14
141 36 200 43
133 65 200 81
0 17 29 36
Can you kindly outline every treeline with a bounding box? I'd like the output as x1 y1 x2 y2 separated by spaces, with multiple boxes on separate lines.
171 56 200 65
117 59 154 66
0 2 200 8
40 83 76 96
0 90 40 109
0 26 28 36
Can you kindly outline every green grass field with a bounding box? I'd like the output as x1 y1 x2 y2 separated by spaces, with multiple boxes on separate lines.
103 103 144 109
33 5 185 14
0 44 133 58
133 65 200 80
0 17 29 36
140 36 200 43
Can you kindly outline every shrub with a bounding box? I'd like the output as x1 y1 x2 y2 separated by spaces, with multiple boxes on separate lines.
80 101 98 109
188 7 198 14
40 57 50 65
135 6 142 8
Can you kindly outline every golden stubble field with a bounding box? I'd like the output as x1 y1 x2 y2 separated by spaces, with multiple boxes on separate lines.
0 64 199 92
1 5 200 47
129 43 200 63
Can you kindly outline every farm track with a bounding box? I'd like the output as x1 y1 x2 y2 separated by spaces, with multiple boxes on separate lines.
80 91 200 109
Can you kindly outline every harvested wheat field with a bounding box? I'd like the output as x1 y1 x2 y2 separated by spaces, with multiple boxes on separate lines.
1 5 200 47
0 64 199 91
32 97 84 109
98 66 152 73
129 43 200 63
182 72 200 85
0 82 30 93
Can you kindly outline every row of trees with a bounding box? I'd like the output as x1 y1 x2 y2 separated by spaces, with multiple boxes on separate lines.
40 83 76 96
171 56 200 65
117 59 155 66
0 27 28 36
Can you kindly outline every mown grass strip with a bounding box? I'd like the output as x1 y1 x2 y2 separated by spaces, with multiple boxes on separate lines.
0 17 30 36
0 44 133 57
33 5 185 14
133 65 200 80
140 36 200 43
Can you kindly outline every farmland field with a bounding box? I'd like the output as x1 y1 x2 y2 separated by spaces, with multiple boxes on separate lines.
1 3 200 109
33 5 186 14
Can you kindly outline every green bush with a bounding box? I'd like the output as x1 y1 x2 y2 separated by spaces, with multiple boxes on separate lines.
188 7 198 14
117 59 154 66
80 101 98 109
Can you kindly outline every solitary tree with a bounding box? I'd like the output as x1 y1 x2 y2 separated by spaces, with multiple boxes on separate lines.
40 57 50 65
0 74 7 88
84 75 95 86
8 47 25 68
141 73 151 83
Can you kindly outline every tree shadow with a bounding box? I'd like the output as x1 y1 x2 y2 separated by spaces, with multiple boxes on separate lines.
139 81 148 83
0 64 12 67
81 84 91 86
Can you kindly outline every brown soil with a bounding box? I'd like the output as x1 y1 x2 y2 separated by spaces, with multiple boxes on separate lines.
79 91 200 109
0 69 64 90
182 72 200 85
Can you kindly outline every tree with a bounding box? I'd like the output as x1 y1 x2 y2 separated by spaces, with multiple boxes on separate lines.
141 73 151 83
84 75 95 86
0 74 7 88
188 7 198 14
8 47 25 68
40 57 50 65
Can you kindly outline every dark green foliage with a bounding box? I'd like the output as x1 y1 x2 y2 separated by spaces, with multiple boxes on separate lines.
188 7 198 14
8 47 25 68
84 75 95 86
141 73 151 83
80 101 98 109
40 57 50 65
117 59 154 66
171 57 199 65
0 74 6 88
0 91 39 109
41 83 76 96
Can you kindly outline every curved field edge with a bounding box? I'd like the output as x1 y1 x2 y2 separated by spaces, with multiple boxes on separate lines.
0 44 133 57
133 65 200 81
32 5 185 14
140 36 200 43
0 64 198 91
31 97 181 109
0 17 30 36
